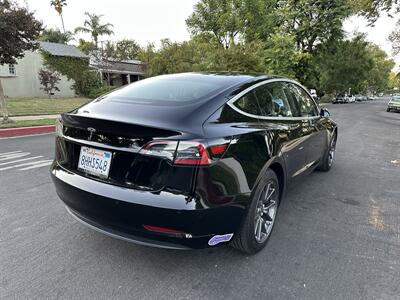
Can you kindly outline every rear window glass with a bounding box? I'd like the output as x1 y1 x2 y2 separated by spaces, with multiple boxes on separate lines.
104 76 222 103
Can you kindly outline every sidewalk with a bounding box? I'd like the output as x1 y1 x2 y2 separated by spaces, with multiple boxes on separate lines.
10 114 59 121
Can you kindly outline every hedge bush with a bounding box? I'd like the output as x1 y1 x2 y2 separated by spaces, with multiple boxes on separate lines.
88 85 118 99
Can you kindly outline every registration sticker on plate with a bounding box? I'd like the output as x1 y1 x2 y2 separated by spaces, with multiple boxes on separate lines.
78 146 112 178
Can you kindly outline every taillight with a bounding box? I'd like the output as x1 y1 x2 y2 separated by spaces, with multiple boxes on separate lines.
139 140 230 166
209 143 229 156
139 140 178 160
174 141 211 165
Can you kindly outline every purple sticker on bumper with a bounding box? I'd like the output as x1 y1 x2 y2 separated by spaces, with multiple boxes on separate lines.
208 234 234 246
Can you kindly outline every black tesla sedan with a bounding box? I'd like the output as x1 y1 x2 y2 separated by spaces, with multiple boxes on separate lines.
51 73 337 254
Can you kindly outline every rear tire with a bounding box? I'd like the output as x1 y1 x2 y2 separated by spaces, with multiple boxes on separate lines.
230 169 280 254
317 132 337 172
387 108 391 112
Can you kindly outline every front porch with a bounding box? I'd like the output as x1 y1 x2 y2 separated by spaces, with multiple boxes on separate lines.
101 71 144 87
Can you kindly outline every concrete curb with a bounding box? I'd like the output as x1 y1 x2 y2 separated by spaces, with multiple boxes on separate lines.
0 125 55 138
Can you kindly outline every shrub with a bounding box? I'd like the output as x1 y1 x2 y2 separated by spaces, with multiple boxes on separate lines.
38 68 61 96
42 52 102 97
88 85 117 99
73 70 102 97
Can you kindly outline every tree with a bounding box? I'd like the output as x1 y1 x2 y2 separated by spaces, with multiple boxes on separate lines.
315 35 374 95
77 38 96 54
350 0 398 23
389 19 400 55
0 0 42 123
38 68 61 96
240 0 281 42
137 43 157 76
365 44 395 93
101 39 141 60
279 0 351 53
75 12 114 48
264 32 308 78
39 28 74 44
138 36 265 77
50 0 67 33
113 39 141 60
186 0 246 48
388 72 400 90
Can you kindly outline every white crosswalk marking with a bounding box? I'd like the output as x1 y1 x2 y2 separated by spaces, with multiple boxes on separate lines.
0 152 30 161
18 161 53 170
0 159 53 171
0 156 43 166
0 149 53 172
0 151 22 156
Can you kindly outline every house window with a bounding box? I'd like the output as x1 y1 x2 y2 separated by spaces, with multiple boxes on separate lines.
9 64 16 76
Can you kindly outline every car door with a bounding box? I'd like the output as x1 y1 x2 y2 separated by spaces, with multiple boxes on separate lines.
252 81 310 179
287 83 327 170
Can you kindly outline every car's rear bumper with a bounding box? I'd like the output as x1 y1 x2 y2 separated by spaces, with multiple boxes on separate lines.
388 106 400 111
65 206 191 250
51 163 247 249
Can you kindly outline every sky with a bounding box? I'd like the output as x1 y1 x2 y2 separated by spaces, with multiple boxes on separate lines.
17 0 400 69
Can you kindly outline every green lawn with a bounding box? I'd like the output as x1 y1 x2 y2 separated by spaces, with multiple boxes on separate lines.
0 97 91 116
0 118 56 129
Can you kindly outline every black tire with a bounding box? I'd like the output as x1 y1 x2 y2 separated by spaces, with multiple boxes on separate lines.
230 169 280 254
387 108 391 112
317 131 337 172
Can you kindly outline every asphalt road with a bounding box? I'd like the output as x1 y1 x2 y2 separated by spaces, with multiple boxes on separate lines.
1 99 399 300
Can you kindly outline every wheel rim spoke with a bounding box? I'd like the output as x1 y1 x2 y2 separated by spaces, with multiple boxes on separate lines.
264 212 273 222
265 186 275 201
256 217 263 241
263 200 276 212
264 220 272 233
254 180 278 243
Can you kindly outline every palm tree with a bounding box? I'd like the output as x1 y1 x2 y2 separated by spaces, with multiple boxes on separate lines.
74 12 114 48
50 0 67 33
39 28 74 44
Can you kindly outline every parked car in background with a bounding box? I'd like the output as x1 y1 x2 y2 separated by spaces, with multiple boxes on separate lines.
387 96 400 112
355 95 364 102
51 72 338 254
348 95 355 103
333 94 348 104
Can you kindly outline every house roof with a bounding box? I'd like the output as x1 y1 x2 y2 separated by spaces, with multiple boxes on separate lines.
89 55 146 75
39 41 88 58
102 61 145 75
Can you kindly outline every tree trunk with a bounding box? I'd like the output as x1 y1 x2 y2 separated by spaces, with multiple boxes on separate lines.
60 13 66 33
0 79 9 123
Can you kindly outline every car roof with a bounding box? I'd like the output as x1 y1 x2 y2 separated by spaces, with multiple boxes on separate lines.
170 72 281 87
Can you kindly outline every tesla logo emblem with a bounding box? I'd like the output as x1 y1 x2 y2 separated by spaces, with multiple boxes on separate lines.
87 127 96 140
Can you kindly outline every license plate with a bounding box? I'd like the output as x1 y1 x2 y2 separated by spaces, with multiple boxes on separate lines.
78 146 112 178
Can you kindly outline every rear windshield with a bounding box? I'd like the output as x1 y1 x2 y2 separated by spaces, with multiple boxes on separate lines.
104 75 222 104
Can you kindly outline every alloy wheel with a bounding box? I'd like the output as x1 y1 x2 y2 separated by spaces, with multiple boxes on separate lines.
254 181 278 244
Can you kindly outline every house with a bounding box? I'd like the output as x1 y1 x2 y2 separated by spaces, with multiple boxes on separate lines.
89 56 146 86
0 42 87 98
0 41 146 98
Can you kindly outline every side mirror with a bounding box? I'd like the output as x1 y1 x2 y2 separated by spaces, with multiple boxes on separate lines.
320 107 330 117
